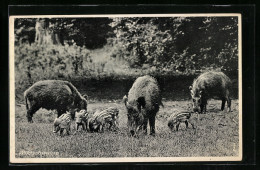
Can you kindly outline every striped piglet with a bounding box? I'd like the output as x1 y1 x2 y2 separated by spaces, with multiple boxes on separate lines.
168 111 195 131
53 111 72 136
88 107 119 132
75 109 91 131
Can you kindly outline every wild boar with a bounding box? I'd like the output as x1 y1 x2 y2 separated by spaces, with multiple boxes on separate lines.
75 109 88 131
189 71 232 113
123 75 163 136
53 111 72 137
168 111 195 131
24 80 88 123
87 107 119 133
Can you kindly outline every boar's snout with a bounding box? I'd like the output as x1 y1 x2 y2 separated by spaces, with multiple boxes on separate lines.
53 126 60 133
193 107 200 113
75 118 82 124
130 130 135 136
27 115 33 123
168 122 174 130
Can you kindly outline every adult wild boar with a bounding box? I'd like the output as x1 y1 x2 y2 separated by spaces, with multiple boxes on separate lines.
24 80 88 123
123 75 163 136
189 71 232 113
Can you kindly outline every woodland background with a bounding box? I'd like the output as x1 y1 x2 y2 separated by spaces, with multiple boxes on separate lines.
14 17 239 101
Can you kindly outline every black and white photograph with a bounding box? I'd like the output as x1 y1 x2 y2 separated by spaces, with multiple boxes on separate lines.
9 14 242 163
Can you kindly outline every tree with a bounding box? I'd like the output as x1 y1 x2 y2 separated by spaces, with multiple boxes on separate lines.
34 18 61 45
14 18 114 49
174 17 238 72
110 17 178 68
14 18 36 45
110 16 238 73
14 17 239 74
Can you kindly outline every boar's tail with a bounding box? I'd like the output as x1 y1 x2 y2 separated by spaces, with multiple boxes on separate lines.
25 96 29 110
160 101 164 108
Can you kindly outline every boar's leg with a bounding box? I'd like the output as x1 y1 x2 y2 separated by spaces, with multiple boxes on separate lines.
227 98 231 112
200 104 206 114
100 124 104 133
226 92 232 112
82 122 87 131
108 122 113 131
60 128 64 137
149 115 156 135
189 121 195 129
76 124 80 131
66 127 70 135
221 98 226 111
200 99 207 114
185 120 189 129
57 109 63 117
86 120 90 132
26 105 40 123
57 108 67 117
143 118 148 135
176 122 180 131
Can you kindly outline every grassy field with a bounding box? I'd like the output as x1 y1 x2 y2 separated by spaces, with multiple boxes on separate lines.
14 99 239 158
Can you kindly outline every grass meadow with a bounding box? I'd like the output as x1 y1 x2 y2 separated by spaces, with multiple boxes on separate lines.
14 99 239 158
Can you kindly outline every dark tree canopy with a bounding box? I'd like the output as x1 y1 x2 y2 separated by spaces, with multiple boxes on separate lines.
110 17 238 73
14 16 238 86
15 18 114 49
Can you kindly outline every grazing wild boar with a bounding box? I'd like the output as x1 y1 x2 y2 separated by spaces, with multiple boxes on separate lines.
123 75 163 136
189 71 232 113
75 109 88 131
87 107 119 133
53 111 72 137
168 111 195 131
24 80 88 123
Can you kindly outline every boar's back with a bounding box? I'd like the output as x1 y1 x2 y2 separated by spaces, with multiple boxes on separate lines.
25 80 75 110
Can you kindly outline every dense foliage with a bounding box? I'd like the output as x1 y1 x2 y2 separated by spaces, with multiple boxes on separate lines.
110 17 238 73
14 17 238 96
15 18 114 49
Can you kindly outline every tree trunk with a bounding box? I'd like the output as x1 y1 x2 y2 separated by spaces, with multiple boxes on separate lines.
35 19 61 45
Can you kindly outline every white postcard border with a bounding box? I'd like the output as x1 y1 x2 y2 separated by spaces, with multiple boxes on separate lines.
9 13 242 163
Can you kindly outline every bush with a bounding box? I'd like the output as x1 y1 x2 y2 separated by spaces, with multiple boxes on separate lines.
15 41 238 103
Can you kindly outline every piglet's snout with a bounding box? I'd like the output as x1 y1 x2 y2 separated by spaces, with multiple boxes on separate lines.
76 118 82 124
130 130 135 136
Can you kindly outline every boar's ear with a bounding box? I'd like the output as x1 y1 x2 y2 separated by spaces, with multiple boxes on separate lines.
189 86 194 96
83 94 88 101
137 97 146 111
54 118 61 125
123 95 128 106
190 90 193 96
199 90 203 97
79 100 87 110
